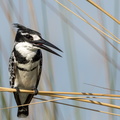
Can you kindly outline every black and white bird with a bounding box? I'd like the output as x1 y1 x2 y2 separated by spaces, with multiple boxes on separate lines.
8 23 62 118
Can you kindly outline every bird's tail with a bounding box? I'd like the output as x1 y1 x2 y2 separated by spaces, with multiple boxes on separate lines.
17 105 29 118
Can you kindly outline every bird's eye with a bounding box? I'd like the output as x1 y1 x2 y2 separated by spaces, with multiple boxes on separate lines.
25 34 33 40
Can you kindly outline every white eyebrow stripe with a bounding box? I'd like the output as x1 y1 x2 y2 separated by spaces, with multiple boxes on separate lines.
20 32 40 40
31 34 40 40
21 32 28 35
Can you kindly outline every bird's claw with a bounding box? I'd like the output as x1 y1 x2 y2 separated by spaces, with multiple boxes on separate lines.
14 87 20 95
33 88 38 95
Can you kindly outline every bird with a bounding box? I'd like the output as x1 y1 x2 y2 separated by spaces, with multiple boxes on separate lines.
8 23 62 118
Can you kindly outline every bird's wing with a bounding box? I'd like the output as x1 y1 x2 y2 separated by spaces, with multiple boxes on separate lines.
8 52 16 88
35 54 42 88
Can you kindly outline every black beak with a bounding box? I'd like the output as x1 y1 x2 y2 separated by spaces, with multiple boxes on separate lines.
31 39 63 57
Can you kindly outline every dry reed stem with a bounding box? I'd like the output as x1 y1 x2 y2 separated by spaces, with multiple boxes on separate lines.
42 94 120 109
1 87 120 116
0 98 66 110
1 87 120 97
2 86 120 100
1 96 120 117
84 83 120 92
68 0 120 41
87 0 120 24
68 0 120 52
54 0 120 44
68 0 120 53
34 97 120 117
1 87 120 109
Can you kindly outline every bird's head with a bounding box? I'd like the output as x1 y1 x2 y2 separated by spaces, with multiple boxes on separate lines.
14 23 62 57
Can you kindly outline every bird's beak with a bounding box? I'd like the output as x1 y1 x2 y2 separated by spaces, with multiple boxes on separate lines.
31 39 62 57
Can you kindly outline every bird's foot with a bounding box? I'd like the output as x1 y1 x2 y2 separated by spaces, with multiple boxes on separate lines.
14 87 20 95
32 88 38 95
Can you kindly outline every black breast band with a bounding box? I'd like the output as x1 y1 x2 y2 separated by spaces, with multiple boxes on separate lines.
17 66 37 72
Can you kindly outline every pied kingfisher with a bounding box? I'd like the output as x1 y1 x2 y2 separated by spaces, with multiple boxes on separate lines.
8 23 62 118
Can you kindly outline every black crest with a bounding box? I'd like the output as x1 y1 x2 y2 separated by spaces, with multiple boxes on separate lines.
13 23 41 35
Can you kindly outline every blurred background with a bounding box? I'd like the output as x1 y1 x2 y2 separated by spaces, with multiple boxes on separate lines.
0 0 120 120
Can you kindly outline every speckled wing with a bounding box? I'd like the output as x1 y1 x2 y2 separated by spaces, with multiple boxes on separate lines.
8 52 16 88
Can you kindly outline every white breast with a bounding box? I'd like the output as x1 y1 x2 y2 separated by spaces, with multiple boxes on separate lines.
15 42 37 61
14 60 40 87
14 59 41 104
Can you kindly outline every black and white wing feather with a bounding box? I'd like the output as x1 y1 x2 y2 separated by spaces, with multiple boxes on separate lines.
8 52 16 88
